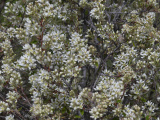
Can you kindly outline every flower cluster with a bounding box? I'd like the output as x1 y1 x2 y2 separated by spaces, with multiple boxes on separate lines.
90 0 105 20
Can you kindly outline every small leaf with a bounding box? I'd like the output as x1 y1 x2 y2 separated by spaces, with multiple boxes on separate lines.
80 109 84 115
30 40 38 44
95 62 99 67
132 41 135 47
61 107 67 114
116 99 121 103
141 97 146 102
18 107 22 111
146 115 150 120
74 115 81 118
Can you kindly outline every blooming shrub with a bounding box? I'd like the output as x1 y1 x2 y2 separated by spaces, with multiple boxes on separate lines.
0 0 160 119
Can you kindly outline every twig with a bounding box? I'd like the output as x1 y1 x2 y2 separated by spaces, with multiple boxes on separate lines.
21 87 32 106
92 45 121 90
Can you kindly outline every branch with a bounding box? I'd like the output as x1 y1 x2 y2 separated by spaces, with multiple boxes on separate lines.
92 45 121 90
0 0 6 14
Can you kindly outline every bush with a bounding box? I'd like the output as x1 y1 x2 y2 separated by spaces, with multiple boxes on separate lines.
0 0 160 119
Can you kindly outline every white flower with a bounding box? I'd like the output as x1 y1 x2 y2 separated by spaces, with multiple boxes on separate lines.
90 8 100 19
37 0 44 3
5 114 14 120
157 97 160 101
23 44 31 50
90 107 99 120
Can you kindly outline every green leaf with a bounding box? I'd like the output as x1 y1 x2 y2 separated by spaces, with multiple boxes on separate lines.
122 112 126 117
31 36 38 44
18 107 22 111
30 40 38 44
80 109 84 115
116 99 121 103
74 115 81 118
141 97 146 102
62 107 67 114
95 62 99 68
132 41 135 47
146 115 150 120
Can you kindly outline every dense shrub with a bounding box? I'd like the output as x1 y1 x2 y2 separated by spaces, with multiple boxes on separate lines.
0 0 160 119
